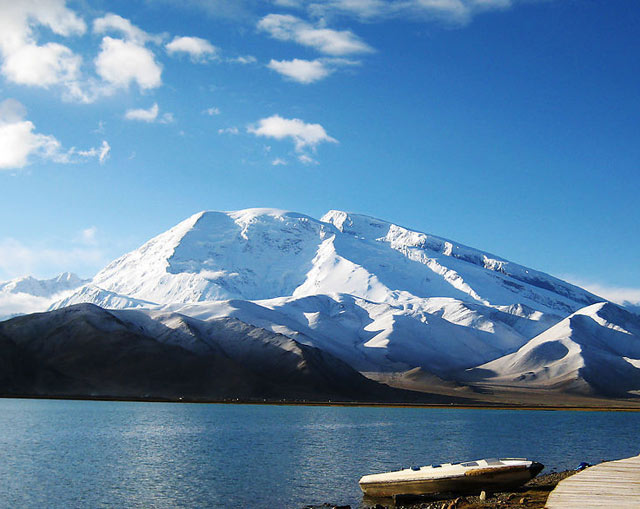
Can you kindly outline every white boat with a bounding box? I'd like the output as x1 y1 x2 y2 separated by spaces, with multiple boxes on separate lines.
359 458 544 498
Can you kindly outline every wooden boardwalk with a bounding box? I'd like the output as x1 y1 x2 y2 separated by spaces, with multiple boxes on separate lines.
546 453 640 508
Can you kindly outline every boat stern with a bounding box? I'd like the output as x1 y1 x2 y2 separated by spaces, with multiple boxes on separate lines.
529 461 544 479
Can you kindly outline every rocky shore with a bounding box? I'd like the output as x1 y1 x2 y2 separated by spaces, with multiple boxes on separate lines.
306 470 577 509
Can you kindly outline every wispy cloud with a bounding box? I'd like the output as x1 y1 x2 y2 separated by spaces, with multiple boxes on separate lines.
80 226 98 245
563 275 640 308
93 13 163 45
274 0 514 24
203 107 221 116
74 141 111 164
0 237 106 281
258 14 374 55
218 126 240 135
298 153 317 164
228 55 257 64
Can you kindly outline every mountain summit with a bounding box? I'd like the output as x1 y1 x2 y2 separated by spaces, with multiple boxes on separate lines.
57 208 600 312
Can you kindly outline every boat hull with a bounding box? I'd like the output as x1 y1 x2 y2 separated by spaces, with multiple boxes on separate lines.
360 461 544 498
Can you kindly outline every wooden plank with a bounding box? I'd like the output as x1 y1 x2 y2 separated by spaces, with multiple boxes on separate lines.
545 454 640 508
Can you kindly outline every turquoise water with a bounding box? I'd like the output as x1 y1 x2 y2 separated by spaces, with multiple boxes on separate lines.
0 399 638 508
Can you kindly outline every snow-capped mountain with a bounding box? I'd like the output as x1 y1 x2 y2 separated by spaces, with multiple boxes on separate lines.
62 209 601 314
0 272 86 298
40 208 640 399
0 272 89 321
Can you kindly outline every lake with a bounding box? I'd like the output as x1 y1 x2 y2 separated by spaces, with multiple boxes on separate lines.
0 399 638 508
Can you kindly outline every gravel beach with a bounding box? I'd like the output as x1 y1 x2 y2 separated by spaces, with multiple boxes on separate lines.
305 470 577 509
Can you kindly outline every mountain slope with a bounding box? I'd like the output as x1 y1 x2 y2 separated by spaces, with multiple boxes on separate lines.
0 303 436 402
85 209 334 304
163 293 558 374
464 302 640 397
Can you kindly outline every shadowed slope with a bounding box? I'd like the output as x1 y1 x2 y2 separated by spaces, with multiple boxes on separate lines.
0 304 453 403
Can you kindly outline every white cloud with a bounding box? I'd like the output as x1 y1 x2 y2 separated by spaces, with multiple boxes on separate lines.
257 14 373 55
0 99 62 169
95 36 163 90
0 119 60 170
2 42 82 87
272 157 288 165
267 58 332 84
125 103 159 122
125 104 174 124
0 1 86 95
204 107 221 116
267 57 360 83
166 36 218 62
0 99 111 169
218 127 240 135
93 13 161 45
248 114 337 151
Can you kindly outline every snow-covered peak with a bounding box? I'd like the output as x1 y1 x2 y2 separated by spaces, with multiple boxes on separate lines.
87 208 336 304
52 272 84 285
0 272 90 321
46 207 604 318
226 207 319 224
0 272 88 298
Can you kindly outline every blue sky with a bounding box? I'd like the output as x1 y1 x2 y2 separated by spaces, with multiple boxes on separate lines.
0 0 638 305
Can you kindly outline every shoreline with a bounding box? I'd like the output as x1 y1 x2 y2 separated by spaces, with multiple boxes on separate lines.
2 393 640 412
346 470 578 509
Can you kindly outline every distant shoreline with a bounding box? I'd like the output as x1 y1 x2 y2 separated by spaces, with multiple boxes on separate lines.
2 394 640 412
